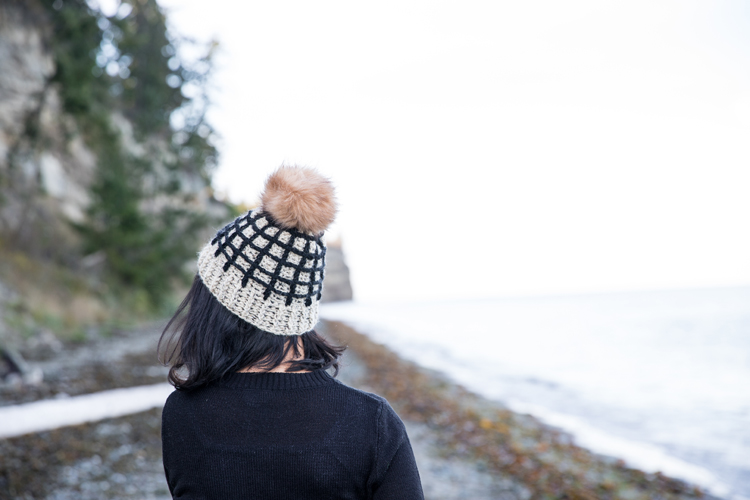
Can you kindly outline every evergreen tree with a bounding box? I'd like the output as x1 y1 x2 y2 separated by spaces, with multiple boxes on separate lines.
40 0 219 306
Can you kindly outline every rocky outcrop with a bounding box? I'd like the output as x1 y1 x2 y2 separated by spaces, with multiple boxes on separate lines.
0 3 54 164
0 2 97 255
321 242 353 302
0 1 225 261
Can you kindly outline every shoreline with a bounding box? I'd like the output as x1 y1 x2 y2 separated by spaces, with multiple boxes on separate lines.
0 319 721 499
321 319 717 500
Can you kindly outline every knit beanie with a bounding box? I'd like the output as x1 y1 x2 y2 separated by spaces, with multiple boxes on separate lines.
197 166 337 336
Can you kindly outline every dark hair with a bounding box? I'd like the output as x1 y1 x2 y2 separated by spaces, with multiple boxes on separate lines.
158 275 346 390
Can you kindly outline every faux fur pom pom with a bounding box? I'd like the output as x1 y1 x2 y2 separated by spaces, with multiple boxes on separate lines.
260 166 337 234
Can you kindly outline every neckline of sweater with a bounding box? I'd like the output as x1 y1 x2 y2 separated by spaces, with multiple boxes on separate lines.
219 369 334 390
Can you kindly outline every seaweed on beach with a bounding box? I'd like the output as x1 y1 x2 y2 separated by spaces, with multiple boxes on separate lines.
0 408 167 500
323 320 710 500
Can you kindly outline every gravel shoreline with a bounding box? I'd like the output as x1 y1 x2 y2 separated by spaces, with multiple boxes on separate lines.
0 319 720 500
0 323 168 408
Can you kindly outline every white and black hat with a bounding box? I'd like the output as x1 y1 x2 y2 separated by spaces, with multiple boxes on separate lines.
197 166 337 335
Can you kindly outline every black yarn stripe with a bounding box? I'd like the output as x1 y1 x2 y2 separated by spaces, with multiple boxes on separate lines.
263 230 295 301
313 244 326 301
288 239 312 307
210 211 325 303
314 243 326 302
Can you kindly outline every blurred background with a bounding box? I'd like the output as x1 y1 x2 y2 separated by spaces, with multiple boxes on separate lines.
0 0 748 499
160 0 750 302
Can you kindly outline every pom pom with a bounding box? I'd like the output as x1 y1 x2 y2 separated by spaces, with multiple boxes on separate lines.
260 166 337 234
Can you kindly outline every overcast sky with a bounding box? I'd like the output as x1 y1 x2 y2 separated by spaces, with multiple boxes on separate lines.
103 0 750 301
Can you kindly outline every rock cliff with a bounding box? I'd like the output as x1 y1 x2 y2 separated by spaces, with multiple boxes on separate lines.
0 0 225 263
0 2 97 255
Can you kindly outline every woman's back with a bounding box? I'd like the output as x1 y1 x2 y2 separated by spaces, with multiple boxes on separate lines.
162 370 421 499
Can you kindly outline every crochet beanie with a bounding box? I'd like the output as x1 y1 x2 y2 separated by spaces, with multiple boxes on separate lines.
197 166 337 336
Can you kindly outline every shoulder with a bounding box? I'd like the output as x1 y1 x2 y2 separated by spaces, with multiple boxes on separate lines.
329 378 393 412
162 385 209 419
329 379 406 433
162 388 185 422
330 377 385 401
164 385 200 405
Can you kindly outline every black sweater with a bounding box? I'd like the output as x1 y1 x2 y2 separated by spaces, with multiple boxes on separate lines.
161 370 424 499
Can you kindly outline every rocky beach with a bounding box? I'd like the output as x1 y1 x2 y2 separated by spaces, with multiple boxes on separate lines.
0 318 716 500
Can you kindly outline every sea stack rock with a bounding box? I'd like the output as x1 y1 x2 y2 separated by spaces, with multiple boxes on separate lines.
321 241 353 302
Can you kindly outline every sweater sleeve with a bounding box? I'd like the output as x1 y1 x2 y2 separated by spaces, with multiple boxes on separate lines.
370 401 424 500
161 392 177 498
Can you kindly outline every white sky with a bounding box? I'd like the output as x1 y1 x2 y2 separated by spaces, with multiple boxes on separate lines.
127 0 750 300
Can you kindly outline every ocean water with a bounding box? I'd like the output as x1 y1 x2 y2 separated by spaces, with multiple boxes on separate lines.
320 287 750 500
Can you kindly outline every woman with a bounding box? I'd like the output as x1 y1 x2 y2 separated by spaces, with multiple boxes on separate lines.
159 166 424 499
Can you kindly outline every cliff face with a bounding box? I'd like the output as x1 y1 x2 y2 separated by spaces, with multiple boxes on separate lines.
0 3 53 163
0 3 97 254
0 1 226 264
